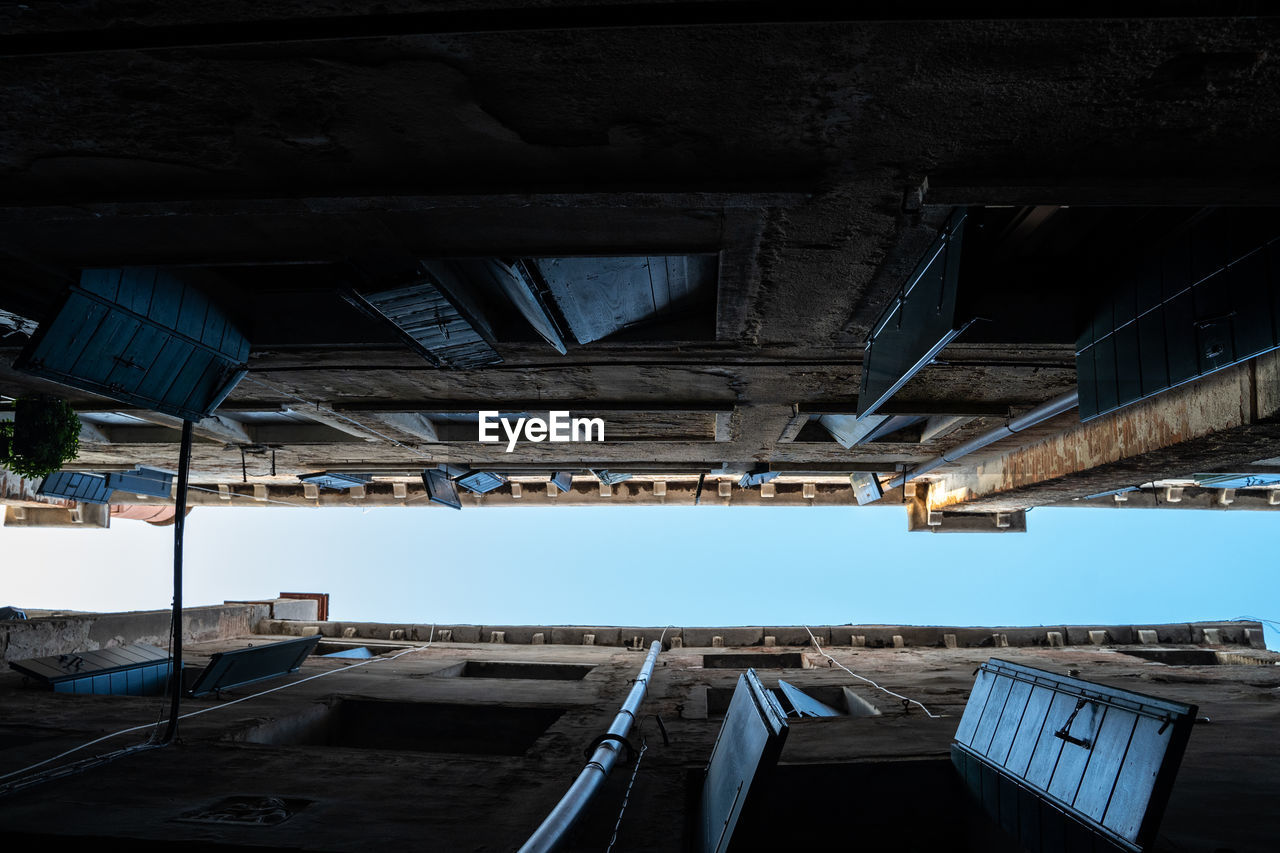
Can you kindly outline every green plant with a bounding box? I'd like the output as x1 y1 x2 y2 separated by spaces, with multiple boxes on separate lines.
0 395 82 478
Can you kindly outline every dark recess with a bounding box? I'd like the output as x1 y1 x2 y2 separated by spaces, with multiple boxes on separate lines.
257 699 565 755
702 652 803 669
459 660 595 680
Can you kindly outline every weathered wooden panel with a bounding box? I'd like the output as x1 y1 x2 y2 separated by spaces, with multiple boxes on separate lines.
105 466 173 498
15 268 249 420
535 255 717 345
347 264 501 369
187 635 321 697
858 209 969 417
10 642 170 687
37 470 114 504
1077 211 1280 421
698 669 788 853
952 659 1197 852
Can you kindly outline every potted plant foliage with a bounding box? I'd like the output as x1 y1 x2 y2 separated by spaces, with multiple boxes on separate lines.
0 395 82 478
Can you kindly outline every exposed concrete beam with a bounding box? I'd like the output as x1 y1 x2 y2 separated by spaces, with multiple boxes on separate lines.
56 479 890 509
283 405 383 442
355 412 440 443
329 400 736 414
76 419 112 444
126 411 254 444
920 415 972 444
1049 486 1280 512
927 352 1280 513
798 401 1011 417
714 411 734 442
778 411 810 442
101 424 363 445
924 185 1280 207
905 483 1026 533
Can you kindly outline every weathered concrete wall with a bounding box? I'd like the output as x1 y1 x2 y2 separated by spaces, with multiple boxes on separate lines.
0 602 270 663
0 626 1275 851
929 352 1280 512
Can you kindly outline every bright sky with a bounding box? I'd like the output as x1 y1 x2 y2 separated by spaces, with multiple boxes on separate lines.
2 504 1276 649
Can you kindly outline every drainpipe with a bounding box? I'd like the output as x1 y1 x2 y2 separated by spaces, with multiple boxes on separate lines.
883 390 1079 491
518 640 662 853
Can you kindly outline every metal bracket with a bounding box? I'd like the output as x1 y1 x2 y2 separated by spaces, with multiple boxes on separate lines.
584 733 636 763
1054 698 1093 748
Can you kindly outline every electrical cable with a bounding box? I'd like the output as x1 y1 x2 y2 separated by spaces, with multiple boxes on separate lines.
1233 615 1280 642
802 626 945 719
603 724 648 853
0 628 437 794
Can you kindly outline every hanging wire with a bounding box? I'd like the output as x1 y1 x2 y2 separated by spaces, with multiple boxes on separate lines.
603 724 649 853
802 626 945 719
1235 615 1280 632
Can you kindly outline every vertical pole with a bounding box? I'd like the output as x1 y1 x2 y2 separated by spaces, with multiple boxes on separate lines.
162 419 193 744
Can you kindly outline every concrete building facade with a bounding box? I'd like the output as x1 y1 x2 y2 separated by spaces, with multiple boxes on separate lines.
2 5 1280 530
0 604 1275 851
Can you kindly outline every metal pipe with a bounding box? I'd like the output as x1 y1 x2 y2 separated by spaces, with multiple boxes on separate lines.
884 390 1079 491
518 640 662 853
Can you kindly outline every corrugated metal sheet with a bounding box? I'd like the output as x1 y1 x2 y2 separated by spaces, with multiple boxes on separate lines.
187 635 321 697
533 255 717 345
15 268 250 420
347 266 501 369
10 642 172 696
952 659 1197 852
38 471 114 504
698 668 789 853
1077 211 1280 421
858 210 969 417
